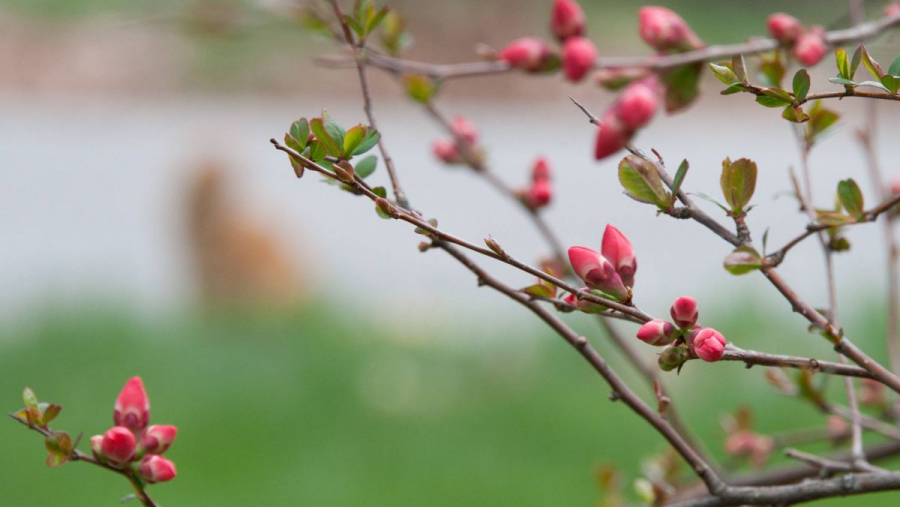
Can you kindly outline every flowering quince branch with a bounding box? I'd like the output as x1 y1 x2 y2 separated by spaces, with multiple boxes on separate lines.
8 378 177 507
268 0 900 504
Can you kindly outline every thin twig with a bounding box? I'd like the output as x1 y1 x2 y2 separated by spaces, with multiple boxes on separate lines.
718 345 872 378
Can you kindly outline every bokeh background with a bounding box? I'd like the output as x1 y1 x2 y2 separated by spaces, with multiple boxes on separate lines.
2 0 900 504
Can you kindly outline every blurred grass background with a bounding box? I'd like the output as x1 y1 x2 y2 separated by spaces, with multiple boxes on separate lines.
2 298 899 505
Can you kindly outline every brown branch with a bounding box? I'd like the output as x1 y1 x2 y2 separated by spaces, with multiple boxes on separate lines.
717 346 873 379
783 448 886 475
10 414 157 507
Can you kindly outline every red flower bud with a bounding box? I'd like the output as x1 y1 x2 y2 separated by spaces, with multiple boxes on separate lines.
498 37 553 72
551 0 586 41
527 179 552 209
141 425 178 455
563 289 608 314
767 13 804 43
594 112 629 160
450 116 478 146
601 224 637 288
90 434 104 459
567 246 628 300
670 296 698 328
638 7 703 52
531 157 551 182
562 36 597 82
114 376 150 433
617 78 659 131
101 426 136 465
636 319 676 346
691 327 726 362
432 139 459 164
792 27 827 66
890 177 900 195
886 3 900 16
139 455 177 483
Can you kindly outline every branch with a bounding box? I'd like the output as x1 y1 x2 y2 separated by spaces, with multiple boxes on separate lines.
717 345 873 379
10 414 157 507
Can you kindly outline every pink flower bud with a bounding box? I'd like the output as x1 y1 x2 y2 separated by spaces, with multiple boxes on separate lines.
114 376 150 433
562 37 597 82
567 246 628 300
636 319 676 346
767 13 804 43
617 78 658 131
669 296 698 328
498 37 553 72
827 415 849 441
531 157 551 182
792 27 827 66
450 116 478 146
90 434 104 459
890 177 900 195
432 139 459 164
141 425 178 455
886 3 900 16
551 0 586 41
527 179 552 209
638 7 703 52
139 455 177 483
692 327 726 362
563 290 607 314
594 112 629 160
101 426 136 465
601 224 637 288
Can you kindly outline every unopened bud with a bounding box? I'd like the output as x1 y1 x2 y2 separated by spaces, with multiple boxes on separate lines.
90 435 104 460
550 0 586 41
563 290 608 314
141 425 178 455
139 455 177 483
375 197 395 217
636 319 676 346
767 13 804 43
616 78 659 131
432 139 459 164
498 37 553 72
562 37 597 82
484 235 506 257
567 246 628 300
531 157 551 182
691 327 726 362
886 3 900 16
792 27 827 66
669 296 698 328
638 7 704 52
890 177 900 195
450 116 478 146
101 426 136 465
601 224 637 288
594 112 629 160
658 345 689 371
114 377 150 433
527 180 553 209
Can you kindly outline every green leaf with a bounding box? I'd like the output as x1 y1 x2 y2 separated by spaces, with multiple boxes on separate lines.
720 83 747 95
792 69 810 101
354 155 378 179
805 101 840 144
403 74 437 103
732 54 748 82
782 105 810 123
307 139 328 162
23 387 39 410
762 87 794 103
671 159 689 198
855 80 891 92
617 155 668 208
827 77 856 86
850 45 862 78
881 74 900 94
709 62 739 85
42 404 61 425
352 130 381 156
816 210 854 226
724 246 763 275
861 45 884 79
662 63 703 113
344 14 364 38
366 6 390 34
309 117 342 157
342 125 367 157
289 119 309 150
890 55 900 77
690 192 730 212
759 51 786 87
835 48 850 80
720 158 757 212
838 179 865 218
44 431 72 468
523 284 555 298
322 111 346 148
756 95 789 108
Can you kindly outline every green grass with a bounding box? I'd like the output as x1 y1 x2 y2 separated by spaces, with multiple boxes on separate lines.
0 298 898 505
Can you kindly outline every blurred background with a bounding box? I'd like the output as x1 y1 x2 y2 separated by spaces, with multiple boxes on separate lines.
2 0 900 504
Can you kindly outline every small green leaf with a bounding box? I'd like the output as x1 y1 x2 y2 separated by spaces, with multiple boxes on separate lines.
861 46 884 79
724 246 763 275
762 87 794 103
756 95 789 108
661 62 703 113
617 155 668 208
709 62 739 85
403 74 437 103
782 105 810 123
322 111 346 148
720 82 747 95
855 80 891 92
835 48 850 80
42 404 62 425
44 431 72 468
352 130 381 156
792 69 810 101
762 228 770 256
732 54 748 82
881 74 900 94
850 46 862 78
889 55 900 77
289 119 309 150
827 77 856 86
720 158 758 212
816 210 854 226
805 101 840 144
366 6 390 34
838 179 865 218
671 159 689 198
523 284 555 298
354 155 378 179
309 117 342 157
759 51 786 87
23 387 38 410
690 192 730 212
344 14 364 38
342 125 367 157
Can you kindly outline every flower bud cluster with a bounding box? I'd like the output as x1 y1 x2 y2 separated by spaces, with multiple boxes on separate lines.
594 77 661 159
567 225 637 303
90 377 177 484
432 116 480 165
517 158 553 210
632 297 728 372
766 13 827 66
